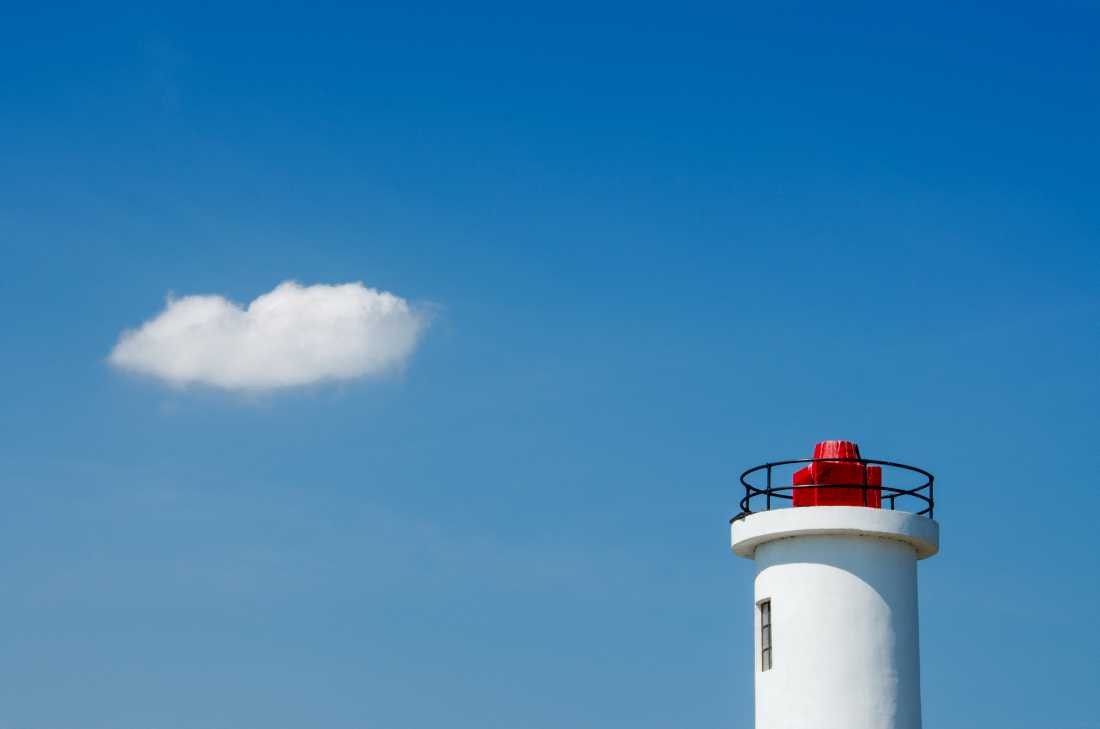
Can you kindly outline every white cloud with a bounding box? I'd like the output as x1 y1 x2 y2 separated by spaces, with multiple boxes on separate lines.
109 281 427 391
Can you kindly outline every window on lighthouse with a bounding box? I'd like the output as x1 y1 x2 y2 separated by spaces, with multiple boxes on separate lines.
760 600 772 671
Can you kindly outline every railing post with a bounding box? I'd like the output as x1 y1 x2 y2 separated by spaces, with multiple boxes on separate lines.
766 464 772 511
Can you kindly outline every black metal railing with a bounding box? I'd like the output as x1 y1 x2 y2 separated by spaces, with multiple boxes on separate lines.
732 458 935 522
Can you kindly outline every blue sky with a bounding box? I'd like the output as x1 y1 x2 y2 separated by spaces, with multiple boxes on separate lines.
2 2 1099 727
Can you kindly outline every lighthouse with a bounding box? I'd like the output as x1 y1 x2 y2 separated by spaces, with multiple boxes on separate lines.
730 440 939 729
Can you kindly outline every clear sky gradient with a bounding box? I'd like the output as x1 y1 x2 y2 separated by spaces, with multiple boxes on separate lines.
2 2 1098 728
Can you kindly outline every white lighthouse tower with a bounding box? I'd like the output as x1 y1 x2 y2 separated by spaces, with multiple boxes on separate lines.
730 440 939 729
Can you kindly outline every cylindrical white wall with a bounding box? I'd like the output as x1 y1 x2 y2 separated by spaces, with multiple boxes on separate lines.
731 506 939 729
754 535 921 729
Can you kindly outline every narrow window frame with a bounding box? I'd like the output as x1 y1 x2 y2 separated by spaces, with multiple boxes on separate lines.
759 599 772 671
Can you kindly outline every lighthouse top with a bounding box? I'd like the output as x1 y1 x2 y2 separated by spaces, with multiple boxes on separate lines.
730 440 940 560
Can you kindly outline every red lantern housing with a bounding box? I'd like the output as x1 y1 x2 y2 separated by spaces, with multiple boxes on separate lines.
792 440 882 508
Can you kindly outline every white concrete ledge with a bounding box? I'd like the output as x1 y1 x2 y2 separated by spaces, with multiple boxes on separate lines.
730 506 940 560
